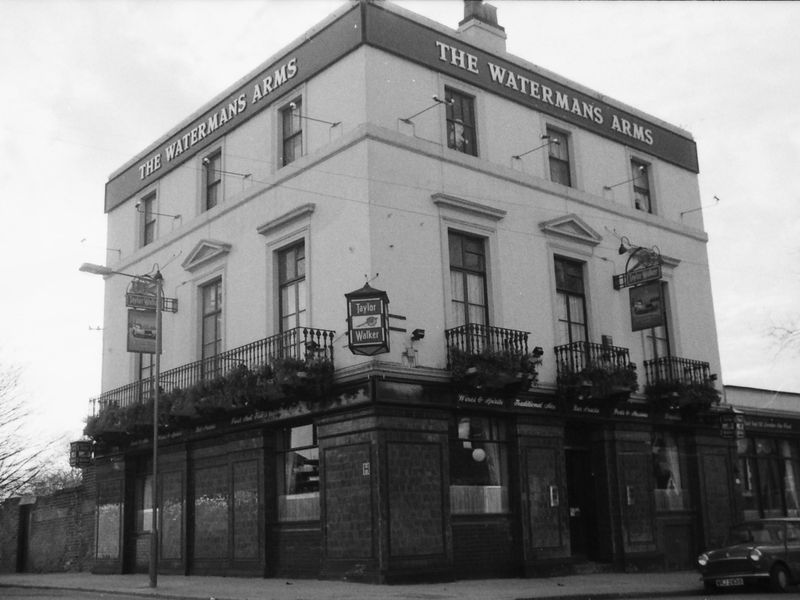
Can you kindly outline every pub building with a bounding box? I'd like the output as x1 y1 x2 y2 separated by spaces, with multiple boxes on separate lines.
83 0 736 582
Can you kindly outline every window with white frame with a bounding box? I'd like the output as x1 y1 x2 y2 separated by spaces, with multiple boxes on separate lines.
200 278 222 378
281 98 303 166
203 149 222 211
445 87 477 156
554 256 588 345
448 230 488 328
631 159 652 213
141 192 156 247
547 126 571 187
643 282 670 362
278 241 306 333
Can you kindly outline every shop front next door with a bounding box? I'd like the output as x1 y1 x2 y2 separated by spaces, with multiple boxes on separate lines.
565 434 599 560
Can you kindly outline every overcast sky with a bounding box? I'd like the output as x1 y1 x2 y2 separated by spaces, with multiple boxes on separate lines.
1 0 799 470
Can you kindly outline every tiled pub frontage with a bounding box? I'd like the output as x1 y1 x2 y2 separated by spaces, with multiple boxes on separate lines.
88 354 738 582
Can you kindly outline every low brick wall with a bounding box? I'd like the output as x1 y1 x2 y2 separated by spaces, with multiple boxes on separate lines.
0 497 21 572
0 469 95 574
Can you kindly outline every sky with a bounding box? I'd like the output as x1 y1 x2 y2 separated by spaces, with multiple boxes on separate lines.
1 0 799 470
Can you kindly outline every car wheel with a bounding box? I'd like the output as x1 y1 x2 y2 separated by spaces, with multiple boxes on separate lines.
770 564 791 592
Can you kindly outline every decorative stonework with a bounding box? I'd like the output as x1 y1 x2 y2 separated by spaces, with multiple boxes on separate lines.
181 239 232 272
539 214 602 246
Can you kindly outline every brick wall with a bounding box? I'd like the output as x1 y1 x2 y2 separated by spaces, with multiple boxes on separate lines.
0 497 21 572
0 468 96 574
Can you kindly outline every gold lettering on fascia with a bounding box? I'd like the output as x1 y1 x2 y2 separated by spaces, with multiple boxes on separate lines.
137 57 299 181
434 39 654 147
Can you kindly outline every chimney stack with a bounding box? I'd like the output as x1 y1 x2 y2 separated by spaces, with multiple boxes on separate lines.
458 0 506 53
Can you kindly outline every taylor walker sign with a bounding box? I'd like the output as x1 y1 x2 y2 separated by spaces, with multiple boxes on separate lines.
345 283 390 356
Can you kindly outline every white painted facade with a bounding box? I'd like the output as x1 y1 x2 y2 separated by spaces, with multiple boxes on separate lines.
96 0 721 399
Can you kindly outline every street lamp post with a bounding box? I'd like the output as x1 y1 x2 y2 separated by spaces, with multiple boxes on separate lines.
80 262 162 588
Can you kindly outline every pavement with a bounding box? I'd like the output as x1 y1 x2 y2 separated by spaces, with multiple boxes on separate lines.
0 570 704 600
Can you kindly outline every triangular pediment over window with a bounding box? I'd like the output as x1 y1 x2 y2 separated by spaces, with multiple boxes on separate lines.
181 239 232 272
539 214 602 246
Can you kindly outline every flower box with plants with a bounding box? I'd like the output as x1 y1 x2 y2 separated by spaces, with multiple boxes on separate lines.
557 360 638 402
84 358 334 442
449 346 540 399
645 375 720 413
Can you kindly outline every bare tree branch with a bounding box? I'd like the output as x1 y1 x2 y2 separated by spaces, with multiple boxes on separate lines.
0 362 47 499
769 318 800 355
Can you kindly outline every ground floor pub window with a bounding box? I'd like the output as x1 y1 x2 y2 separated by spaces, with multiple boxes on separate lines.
738 436 800 519
278 423 320 521
652 431 691 511
135 473 153 532
450 416 509 514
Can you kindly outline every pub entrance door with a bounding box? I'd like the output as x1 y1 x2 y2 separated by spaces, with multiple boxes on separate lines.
565 427 599 560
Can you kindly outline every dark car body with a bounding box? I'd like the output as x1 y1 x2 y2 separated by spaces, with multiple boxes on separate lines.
698 518 800 592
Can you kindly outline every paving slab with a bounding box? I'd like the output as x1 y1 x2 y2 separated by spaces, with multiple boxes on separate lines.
0 571 703 600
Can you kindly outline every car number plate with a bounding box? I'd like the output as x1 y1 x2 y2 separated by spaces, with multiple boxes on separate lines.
716 577 744 587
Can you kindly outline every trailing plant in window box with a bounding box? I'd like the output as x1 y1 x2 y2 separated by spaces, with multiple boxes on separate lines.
449 346 540 399
84 403 129 444
272 356 334 399
557 360 638 401
645 376 721 413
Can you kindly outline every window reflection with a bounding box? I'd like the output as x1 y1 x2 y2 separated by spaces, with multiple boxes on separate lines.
278 423 320 521
450 416 509 514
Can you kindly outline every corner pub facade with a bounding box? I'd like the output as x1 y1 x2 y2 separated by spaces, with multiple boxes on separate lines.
84 0 736 583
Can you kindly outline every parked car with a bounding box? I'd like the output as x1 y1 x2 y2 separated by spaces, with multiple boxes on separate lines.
130 323 155 339
698 518 800 592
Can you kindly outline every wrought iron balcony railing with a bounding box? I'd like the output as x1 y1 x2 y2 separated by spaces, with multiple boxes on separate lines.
94 326 335 411
444 323 530 368
643 356 712 386
554 341 638 398
555 340 632 376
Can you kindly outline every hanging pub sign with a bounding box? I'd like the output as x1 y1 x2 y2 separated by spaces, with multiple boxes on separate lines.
629 280 665 331
127 308 159 354
69 440 93 468
345 283 390 355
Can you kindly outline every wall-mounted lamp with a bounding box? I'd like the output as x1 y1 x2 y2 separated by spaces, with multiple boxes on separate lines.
411 328 425 341
512 134 559 160
617 235 633 255
135 201 181 220
288 102 341 128
531 346 544 358
201 157 251 179
400 95 453 124
604 165 646 190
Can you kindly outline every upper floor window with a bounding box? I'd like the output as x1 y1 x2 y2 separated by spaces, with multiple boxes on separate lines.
278 242 306 333
281 98 303 166
277 423 319 521
445 87 477 156
554 256 587 345
448 231 488 328
547 127 571 187
643 282 670 361
140 192 156 247
201 279 222 375
203 150 222 210
631 159 652 213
